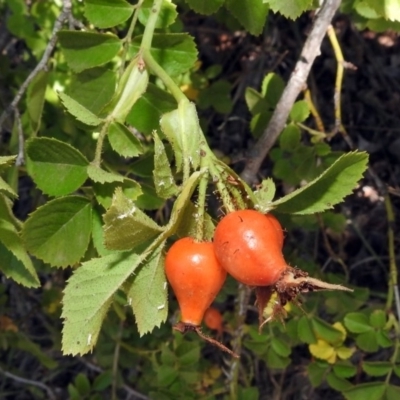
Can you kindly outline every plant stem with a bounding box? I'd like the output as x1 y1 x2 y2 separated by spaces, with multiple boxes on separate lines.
93 120 112 166
118 0 144 79
141 0 162 49
111 320 123 400
195 166 209 242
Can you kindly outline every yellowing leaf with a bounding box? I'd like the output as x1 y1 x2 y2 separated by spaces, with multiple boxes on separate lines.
332 322 347 343
309 339 335 361
337 346 356 360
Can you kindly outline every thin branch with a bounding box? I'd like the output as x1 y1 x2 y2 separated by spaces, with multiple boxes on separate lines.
14 108 24 166
0 366 56 400
240 0 342 185
0 0 73 132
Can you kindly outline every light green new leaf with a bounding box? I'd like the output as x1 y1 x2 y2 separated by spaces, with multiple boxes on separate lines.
92 207 114 257
279 123 301 151
266 0 314 20
160 100 202 172
262 72 285 106
84 0 134 28
225 0 269 35
289 100 310 123
0 155 17 170
0 219 40 287
128 244 168 335
67 68 116 115
132 34 198 76
138 0 177 28
272 152 369 214
58 31 121 73
108 122 143 158
22 196 92 267
62 251 141 355
58 92 103 126
27 70 48 134
185 0 224 15
254 178 276 212
127 83 176 135
87 165 124 184
0 195 22 230
104 188 163 250
245 87 268 115
166 169 207 235
26 137 89 196
370 0 400 22
153 133 179 199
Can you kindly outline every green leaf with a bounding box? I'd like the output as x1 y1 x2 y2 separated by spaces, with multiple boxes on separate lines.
279 123 301 151
333 362 357 378
344 312 372 333
67 68 116 115
198 80 233 113
297 315 317 344
75 373 91 395
93 371 113 391
225 0 269 35
26 70 48 134
58 92 103 126
369 0 400 21
153 133 179 199
262 72 285 106
0 155 17 170
386 384 400 399
138 0 177 28
127 83 176 135
270 337 291 357
254 178 276 212
266 0 314 19
87 165 124 184
0 194 22 230
289 100 310 123
128 244 168 335
92 207 114 257
376 330 392 348
0 176 17 198
307 361 329 387
0 220 40 287
369 309 387 329
265 346 290 369
185 0 224 15
26 137 89 196
107 122 143 158
58 31 121 73
62 251 141 355
103 188 163 251
132 34 198 76
166 169 207 235
245 87 268 115
356 330 378 352
84 0 134 28
311 317 344 344
272 152 369 214
160 100 202 172
362 361 393 377
327 372 352 391
343 382 387 400
22 196 92 267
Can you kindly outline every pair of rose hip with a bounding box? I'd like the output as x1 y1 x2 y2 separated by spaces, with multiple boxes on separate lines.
165 209 351 357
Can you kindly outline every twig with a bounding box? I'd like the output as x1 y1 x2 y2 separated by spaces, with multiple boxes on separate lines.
0 0 72 132
0 366 56 400
240 0 342 185
14 108 24 166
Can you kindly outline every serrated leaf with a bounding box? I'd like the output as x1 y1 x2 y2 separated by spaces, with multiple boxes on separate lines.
362 361 393 377
0 177 17 198
67 68 116 115
107 122 143 158
0 220 40 287
153 133 179 199
0 155 17 169
166 169 207 235
138 0 177 28
254 178 276 212
272 152 369 214
266 0 314 19
103 188 163 251
127 83 176 135
344 312 372 333
289 100 310 123
58 31 121 73
62 251 141 355
185 0 224 15
132 33 198 76
160 100 202 172
370 0 400 22
87 165 124 184
22 196 92 267
26 137 89 196
225 0 269 35
128 244 168 335
0 195 22 230
84 0 134 28
58 92 103 126
343 382 387 400
175 202 215 241
92 207 114 257
26 70 48 134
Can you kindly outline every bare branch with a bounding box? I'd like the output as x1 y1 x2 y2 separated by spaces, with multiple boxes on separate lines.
0 0 73 132
240 0 342 185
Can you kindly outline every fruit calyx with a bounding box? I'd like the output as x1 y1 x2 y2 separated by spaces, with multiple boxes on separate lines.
173 322 239 358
